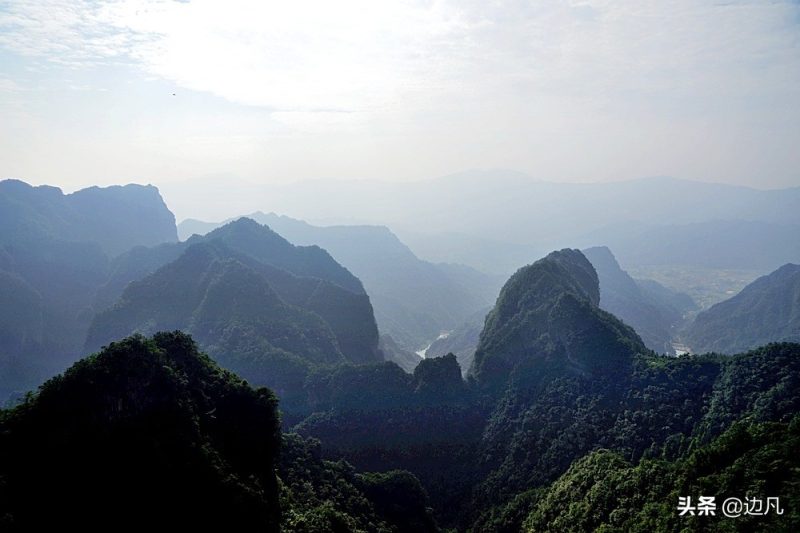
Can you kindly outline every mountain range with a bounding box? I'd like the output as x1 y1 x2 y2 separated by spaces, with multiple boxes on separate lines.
87 218 382 412
294 248 800 530
179 211 502 350
162 172 800 274
3 175 800 531
0 179 177 399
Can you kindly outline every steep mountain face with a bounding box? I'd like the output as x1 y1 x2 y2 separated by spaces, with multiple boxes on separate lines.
292 247 800 530
87 236 382 410
98 217 367 312
0 332 283 531
0 179 177 256
197 217 364 295
471 249 646 393
178 212 501 350
686 263 800 354
96 218 380 362
0 271 46 400
426 246 697 372
583 246 695 354
0 179 179 399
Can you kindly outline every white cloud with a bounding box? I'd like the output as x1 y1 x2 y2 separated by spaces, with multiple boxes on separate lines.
0 0 798 188
2 1 797 114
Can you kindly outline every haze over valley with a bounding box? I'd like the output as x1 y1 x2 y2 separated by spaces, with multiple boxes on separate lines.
2 1 800 531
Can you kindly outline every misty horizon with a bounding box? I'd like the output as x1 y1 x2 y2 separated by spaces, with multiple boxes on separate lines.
2 2 800 531
2 1 799 194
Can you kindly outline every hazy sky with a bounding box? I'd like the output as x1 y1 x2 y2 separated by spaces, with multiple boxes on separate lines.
1 0 799 195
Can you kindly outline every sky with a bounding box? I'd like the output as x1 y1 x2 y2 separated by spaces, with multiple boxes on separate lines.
1 0 799 204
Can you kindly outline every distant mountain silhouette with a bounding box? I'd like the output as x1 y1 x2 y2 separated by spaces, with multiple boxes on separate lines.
585 219 800 271
87 219 382 410
686 263 800 353
179 212 501 350
98 217 366 310
0 179 177 256
171 172 800 273
0 179 178 399
583 246 696 353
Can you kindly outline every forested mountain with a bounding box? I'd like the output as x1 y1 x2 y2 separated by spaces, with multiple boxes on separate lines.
2 234 799 530
0 332 282 531
426 247 697 372
478 342 800 532
1 179 798 531
296 250 800 530
583 246 696 353
0 333 438 532
87 219 383 412
686 263 800 354
0 179 178 400
179 212 501 350
470 249 646 391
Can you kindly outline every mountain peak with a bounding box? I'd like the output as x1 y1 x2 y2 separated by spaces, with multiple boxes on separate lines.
471 249 644 392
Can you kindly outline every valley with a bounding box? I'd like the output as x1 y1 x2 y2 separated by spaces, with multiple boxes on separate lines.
0 177 798 532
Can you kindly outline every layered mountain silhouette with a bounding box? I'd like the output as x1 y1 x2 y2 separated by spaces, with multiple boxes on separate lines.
583 246 695 353
686 263 800 354
0 179 177 256
3 173 800 531
87 218 382 409
171 173 800 273
100 217 365 309
179 212 501 350
0 180 178 399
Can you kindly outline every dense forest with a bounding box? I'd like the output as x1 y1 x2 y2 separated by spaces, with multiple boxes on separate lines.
1 180 799 531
